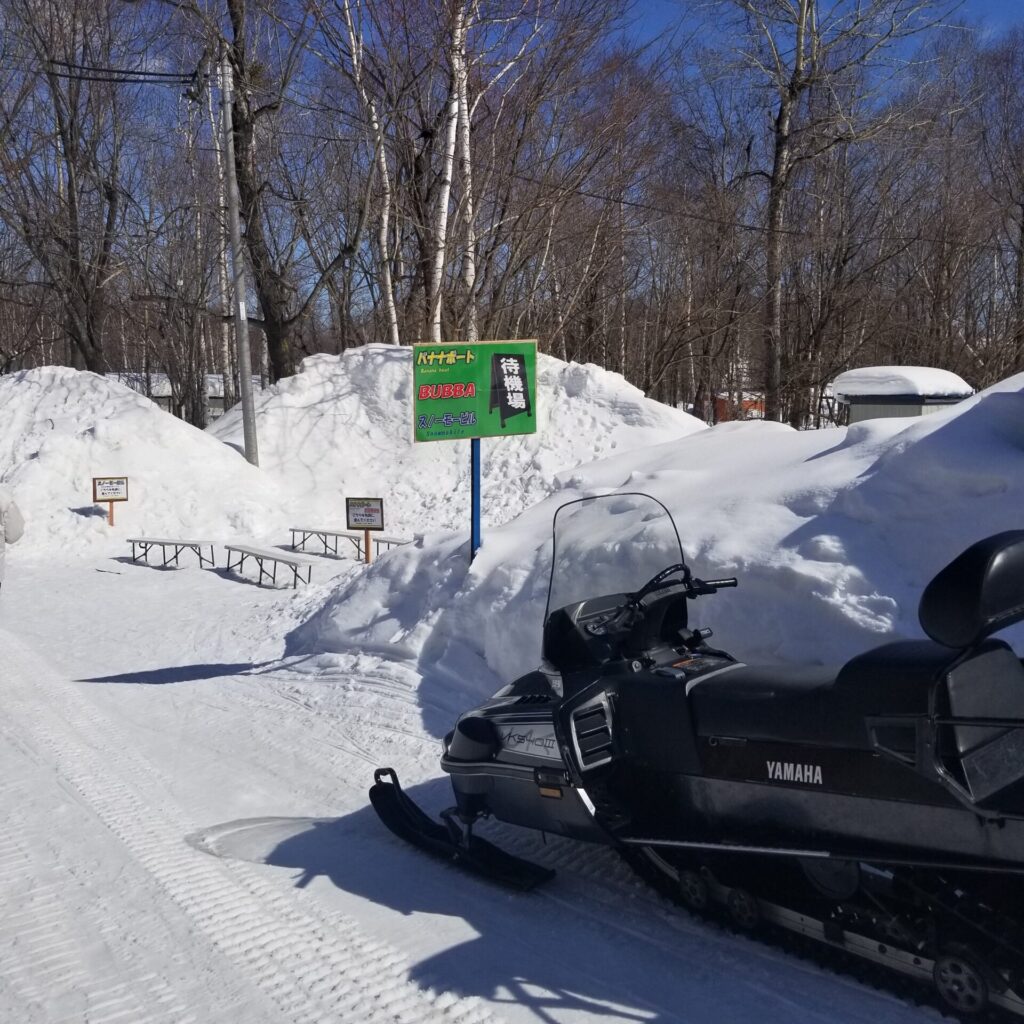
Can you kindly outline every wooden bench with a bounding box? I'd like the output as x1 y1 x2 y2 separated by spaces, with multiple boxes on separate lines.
224 544 314 588
290 527 410 560
128 538 217 569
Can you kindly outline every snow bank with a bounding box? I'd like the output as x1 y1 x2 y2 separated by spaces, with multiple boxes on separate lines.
297 371 1024 698
833 365 973 399
209 346 706 536
0 367 285 554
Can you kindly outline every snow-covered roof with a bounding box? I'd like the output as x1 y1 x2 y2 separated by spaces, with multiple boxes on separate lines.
108 372 262 400
832 366 973 402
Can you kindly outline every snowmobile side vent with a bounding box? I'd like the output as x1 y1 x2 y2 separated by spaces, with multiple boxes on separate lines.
570 695 614 769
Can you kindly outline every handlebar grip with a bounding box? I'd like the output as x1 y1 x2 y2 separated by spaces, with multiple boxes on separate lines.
702 578 738 589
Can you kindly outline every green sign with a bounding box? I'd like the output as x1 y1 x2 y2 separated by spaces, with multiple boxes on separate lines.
413 340 537 442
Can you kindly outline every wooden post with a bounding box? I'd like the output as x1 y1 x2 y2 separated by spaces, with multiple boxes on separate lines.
108 501 115 527
364 528 372 565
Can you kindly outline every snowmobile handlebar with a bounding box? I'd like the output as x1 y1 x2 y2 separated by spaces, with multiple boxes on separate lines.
600 570 739 633
691 577 738 594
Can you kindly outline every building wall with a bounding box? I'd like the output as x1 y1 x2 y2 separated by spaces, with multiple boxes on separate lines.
847 402 953 424
843 401 925 421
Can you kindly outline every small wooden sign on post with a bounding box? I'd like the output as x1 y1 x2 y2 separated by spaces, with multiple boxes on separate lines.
92 476 129 527
346 497 384 565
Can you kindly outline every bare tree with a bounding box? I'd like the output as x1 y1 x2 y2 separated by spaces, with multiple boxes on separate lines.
717 0 957 420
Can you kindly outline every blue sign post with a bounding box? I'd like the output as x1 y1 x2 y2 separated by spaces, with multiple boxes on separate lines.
471 438 481 562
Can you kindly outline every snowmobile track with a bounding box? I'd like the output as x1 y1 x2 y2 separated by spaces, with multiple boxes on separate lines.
3 631 506 1024
620 845 1023 1024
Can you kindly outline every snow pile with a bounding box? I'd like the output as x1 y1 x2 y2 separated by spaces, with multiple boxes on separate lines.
297 371 1024 696
0 367 285 554
209 345 706 536
833 365 973 399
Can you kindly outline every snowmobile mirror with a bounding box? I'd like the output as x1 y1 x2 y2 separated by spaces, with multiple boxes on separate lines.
919 531 1024 649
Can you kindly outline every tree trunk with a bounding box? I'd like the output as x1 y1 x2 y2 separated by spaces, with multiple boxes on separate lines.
763 97 794 423
455 13 478 342
429 3 465 344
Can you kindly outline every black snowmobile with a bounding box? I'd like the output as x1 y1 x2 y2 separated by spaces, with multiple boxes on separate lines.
371 492 1024 1018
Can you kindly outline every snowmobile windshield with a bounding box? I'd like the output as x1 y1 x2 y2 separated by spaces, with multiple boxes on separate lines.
545 493 686 622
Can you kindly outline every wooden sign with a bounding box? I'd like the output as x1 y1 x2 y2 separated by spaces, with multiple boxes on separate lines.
346 497 384 565
93 477 129 502
93 476 129 526
346 497 384 531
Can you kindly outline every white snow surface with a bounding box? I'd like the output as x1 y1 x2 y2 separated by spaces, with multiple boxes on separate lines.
4 352 1024 1024
1 557 947 1024
301 370 1024 693
209 345 707 535
0 366 286 553
833 365 973 399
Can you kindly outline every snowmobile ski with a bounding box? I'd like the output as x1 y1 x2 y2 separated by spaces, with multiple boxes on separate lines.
369 768 555 891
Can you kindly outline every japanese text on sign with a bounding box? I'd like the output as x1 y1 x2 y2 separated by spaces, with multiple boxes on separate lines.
346 497 384 531
93 477 129 502
412 340 537 443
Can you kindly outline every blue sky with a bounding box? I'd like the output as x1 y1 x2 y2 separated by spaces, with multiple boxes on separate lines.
961 0 1024 31
635 0 1024 40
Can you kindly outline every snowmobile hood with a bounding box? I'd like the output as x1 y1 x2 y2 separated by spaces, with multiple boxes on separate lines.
919 530 1024 649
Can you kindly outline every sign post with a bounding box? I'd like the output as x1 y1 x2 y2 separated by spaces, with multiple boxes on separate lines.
346 497 385 565
92 477 129 526
471 438 481 557
412 340 537 562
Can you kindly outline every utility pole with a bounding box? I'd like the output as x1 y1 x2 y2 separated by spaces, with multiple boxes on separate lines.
220 57 259 466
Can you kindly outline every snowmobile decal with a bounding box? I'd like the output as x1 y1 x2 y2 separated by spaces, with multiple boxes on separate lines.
698 738 956 803
766 761 823 785
496 723 561 760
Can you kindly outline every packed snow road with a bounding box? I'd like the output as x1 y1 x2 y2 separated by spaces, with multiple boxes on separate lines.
2 557 944 1023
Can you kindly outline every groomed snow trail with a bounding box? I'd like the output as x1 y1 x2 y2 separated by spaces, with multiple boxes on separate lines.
1 627 501 1024
1 559 946 1024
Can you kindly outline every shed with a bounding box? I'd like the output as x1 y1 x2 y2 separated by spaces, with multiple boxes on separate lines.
108 372 263 420
832 366 973 424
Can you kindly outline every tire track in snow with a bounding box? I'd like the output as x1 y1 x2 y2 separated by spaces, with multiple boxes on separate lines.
2 630 505 1024
0 728 197 1024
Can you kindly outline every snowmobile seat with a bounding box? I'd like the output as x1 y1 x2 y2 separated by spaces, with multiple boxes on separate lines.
689 640 962 751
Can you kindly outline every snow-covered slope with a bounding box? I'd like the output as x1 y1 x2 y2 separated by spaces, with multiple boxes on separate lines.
0 367 285 553
298 372 1024 694
209 346 707 536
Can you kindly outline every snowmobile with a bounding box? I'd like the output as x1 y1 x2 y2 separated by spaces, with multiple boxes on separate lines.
371 492 1024 1018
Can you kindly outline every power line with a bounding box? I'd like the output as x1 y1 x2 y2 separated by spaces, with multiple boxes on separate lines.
2 58 1018 258
0 59 198 86
48 58 194 81
240 118 1020 258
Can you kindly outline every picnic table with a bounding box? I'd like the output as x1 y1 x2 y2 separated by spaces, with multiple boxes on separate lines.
128 538 217 569
224 544 314 588
290 527 409 561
